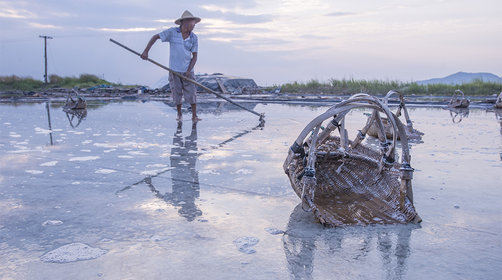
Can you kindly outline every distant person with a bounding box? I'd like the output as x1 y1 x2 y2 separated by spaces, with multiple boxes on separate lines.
141 10 201 122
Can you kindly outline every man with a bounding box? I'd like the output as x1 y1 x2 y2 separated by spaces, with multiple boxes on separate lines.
141 10 201 122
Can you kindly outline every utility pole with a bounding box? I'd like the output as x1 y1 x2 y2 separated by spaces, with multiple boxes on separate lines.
39 35 53 84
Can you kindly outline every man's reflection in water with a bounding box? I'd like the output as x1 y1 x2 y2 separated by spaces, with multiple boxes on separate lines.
142 121 202 221
166 121 202 221
283 204 417 280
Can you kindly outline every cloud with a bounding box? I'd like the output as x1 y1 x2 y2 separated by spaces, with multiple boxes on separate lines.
0 8 31 19
200 3 273 24
325 12 356 17
222 37 296 53
199 2 258 12
202 32 244 39
301 34 331 40
28 22 63 29
154 19 176 24
197 24 269 36
91 27 158 33
202 10 273 24
0 2 36 19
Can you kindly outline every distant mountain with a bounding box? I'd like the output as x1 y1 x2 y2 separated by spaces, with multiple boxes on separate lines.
416 72 502 85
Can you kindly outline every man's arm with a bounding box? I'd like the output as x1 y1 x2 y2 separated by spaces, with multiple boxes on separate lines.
184 52 197 77
141 34 160 60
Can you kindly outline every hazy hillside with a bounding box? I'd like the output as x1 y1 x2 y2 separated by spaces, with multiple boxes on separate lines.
416 72 502 85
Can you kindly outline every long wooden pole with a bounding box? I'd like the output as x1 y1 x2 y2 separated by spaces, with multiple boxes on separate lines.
109 38 264 121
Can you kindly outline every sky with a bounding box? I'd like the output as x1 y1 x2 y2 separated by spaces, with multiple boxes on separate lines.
0 0 501 87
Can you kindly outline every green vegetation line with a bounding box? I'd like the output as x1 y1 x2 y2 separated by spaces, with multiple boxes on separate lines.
0 74 126 91
2 75 501 96
277 78 502 96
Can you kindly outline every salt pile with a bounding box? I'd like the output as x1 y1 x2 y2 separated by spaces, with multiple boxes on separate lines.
233 236 259 254
40 243 107 263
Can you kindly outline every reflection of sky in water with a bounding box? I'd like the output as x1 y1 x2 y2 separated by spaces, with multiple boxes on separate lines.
0 101 501 279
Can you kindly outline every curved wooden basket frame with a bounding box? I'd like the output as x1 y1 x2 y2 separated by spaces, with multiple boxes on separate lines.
383 90 414 129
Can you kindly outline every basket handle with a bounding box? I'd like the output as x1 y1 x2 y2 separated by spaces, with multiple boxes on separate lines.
383 90 413 128
291 96 407 162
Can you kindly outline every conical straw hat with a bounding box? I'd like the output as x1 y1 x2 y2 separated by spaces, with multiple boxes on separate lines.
175 10 201 25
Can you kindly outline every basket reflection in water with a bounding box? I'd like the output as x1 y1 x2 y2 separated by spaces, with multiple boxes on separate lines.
283 204 419 279
284 94 422 226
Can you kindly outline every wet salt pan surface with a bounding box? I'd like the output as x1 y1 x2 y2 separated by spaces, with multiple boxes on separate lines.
0 101 501 279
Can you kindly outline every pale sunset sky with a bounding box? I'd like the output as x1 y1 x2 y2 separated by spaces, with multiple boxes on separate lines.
0 0 500 87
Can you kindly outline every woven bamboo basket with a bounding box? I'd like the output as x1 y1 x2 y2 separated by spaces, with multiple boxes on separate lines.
449 89 470 108
63 89 87 110
283 95 422 226
495 91 502 109
365 90 423 141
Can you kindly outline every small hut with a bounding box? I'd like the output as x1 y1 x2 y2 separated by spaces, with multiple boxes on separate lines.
160 73 260 94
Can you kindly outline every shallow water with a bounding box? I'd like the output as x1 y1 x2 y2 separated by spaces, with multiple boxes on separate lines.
1 100 501 279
